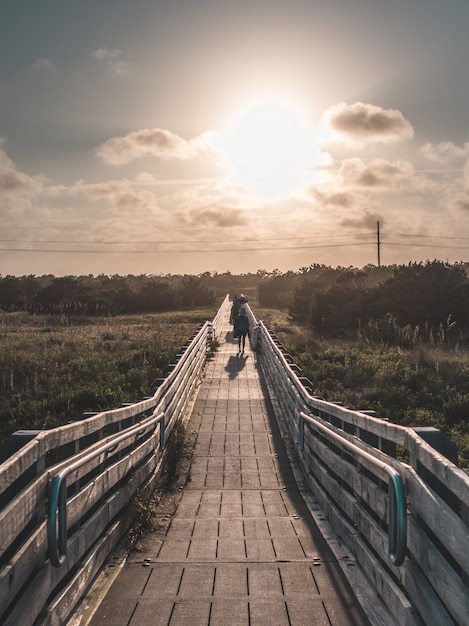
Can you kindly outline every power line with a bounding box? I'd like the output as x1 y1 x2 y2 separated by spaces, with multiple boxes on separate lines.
0 242 376 254
0 231 467 258
386 233 469 240
1 232 467 248
0 233 375 245
385 242 469 250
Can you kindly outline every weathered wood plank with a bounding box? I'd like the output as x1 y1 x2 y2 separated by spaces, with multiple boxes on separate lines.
0 435 46 494
305 396 408 446
305 444 402 581
406 515 469 625
300 456 416 626
42 520 124 626
304 428 388 520
404 558 454 626
66 430 161 527
353 540 421 626
0 473 48 556
0 524 46 615
303 411 405 474
0 396 162 493
5 440 134 561
3 447 161 625
405 430 469 507
406 470 469 574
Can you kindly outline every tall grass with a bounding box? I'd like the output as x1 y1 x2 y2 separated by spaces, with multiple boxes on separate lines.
0 309 213 443
256 307 469 467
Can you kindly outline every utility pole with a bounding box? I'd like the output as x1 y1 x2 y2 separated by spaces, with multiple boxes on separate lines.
377 221 381 267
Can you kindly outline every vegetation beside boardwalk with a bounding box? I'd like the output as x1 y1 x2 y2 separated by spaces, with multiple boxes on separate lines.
1 260 469 467
256 306 469 467
254 260 469 467
0 308 214 444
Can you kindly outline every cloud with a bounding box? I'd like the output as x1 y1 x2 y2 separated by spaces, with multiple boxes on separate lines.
91 47 129 76
0 141 43 196
454 198 469 211
32 57 58 74
420 141 469 163
338 158 417 190
309 187 361 209
176 205 249 228
47 178 159 214
320 102 414 145
340 209 383 229
448 161 469 211
96 129 212 165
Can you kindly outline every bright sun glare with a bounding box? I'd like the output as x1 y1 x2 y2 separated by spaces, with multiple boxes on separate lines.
219 99 315 201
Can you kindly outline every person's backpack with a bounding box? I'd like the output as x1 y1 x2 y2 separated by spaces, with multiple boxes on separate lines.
236 315 248 332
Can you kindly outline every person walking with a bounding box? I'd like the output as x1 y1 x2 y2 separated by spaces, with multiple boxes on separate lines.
230 295 241 327
233 307 250 353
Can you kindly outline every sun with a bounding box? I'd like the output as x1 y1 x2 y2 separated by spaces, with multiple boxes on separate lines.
218 98 316 201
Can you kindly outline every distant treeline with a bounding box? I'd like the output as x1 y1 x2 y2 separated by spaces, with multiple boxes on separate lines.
0 271 274 315
0 274 221 314
257 261 469 345
1 262 469 345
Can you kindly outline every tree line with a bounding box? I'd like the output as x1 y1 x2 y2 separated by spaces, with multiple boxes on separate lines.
0 270 275 315
2 261 469 347
0 274 220 314
257 261 469 346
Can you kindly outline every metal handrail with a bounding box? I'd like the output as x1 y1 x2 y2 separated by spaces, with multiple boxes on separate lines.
47 411 165 567
299 411 407 566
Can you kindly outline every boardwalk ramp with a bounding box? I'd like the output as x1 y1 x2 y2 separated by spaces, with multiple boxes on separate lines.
87 311 370 625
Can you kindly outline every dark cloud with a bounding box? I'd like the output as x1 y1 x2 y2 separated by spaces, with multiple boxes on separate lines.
322 102 414 144
0 144 42 195
339 158 415 189
340 209 383 229
454 199 469 211
310 187 360 208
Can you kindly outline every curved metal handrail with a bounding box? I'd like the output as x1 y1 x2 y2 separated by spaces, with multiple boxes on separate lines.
299 411 407 566
47 411 165 567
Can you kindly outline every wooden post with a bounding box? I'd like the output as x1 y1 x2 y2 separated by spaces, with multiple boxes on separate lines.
412 427 459 512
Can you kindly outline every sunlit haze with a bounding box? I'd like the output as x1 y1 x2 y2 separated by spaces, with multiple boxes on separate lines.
214 98 324 201
1 0 469 276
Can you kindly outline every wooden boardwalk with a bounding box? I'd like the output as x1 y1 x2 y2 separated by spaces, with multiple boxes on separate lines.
88 313 370 626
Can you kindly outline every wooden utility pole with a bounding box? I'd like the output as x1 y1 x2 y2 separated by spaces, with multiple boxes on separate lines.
377 221 381 267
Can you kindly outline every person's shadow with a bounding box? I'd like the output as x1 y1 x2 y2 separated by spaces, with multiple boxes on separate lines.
225 329 236 344
225 353 248 379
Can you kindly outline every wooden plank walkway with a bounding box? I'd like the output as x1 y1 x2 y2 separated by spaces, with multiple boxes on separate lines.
88 312 370 626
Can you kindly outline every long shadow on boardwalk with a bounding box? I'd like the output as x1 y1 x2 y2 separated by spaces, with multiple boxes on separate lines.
224 354 248 379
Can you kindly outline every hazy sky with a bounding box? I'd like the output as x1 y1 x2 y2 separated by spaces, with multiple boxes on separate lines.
1 0 469 276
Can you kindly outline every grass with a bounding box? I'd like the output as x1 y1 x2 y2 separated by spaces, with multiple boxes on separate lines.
0 308 214 443
254 306 469 467
2 304 468 467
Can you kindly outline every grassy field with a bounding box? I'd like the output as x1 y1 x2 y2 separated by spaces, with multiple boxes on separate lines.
2 304 468 468
0 308 215 444
255 306 469 467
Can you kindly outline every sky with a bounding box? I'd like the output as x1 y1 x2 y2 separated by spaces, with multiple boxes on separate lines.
1 0 469 277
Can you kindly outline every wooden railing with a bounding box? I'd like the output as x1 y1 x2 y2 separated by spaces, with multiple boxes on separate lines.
252 312 469 626
0 295 230 626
